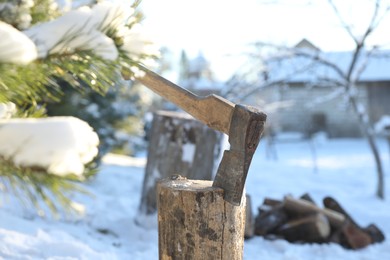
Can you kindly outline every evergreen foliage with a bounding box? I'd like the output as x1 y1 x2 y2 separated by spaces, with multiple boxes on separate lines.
0 0 159 215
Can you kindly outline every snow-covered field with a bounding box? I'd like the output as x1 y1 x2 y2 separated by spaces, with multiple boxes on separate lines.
1 137 390 259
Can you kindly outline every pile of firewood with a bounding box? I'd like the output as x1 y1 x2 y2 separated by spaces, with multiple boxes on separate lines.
245 194 385 250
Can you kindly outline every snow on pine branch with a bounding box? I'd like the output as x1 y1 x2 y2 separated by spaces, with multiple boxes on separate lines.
0 1 159 65
120 23 160 61
0 117 99 177
24 2 129 60
0 21 37 64
23 1 158 63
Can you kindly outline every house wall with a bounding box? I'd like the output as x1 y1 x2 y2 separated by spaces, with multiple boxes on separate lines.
245 83 368 138
367 81 390 124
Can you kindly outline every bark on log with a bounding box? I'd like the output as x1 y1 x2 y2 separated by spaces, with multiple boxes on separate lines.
276 213 331 243
140 111 223 215
263 198 283 207
300 193 316 204
157 178 245 260
364 224 385 244
323 197 359 227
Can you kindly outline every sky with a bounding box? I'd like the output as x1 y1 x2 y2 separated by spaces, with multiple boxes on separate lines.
139 0 390 81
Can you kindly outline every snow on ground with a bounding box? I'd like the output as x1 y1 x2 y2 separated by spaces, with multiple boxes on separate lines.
1 137 390 259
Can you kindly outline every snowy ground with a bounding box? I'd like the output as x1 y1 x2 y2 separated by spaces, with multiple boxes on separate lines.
1 137 390 259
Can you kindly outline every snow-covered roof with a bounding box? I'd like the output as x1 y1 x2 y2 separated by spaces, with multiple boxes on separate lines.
265 49 390 84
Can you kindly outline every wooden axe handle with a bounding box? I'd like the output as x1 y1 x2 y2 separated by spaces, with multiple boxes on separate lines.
134 65 234 135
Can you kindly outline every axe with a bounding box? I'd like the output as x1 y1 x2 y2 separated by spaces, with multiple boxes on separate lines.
129 65 266 206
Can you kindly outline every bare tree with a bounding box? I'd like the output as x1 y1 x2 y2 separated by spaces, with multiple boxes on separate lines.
226 0 390 199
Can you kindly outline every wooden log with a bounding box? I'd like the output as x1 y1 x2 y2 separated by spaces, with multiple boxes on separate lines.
323 196 382 247
263 198 283 207
157 178 245 260
276 213 331 243
339 222 373 249
245 194 255 239
323 196 385 243
323 197 359 226
139 111 223 215
254 205 288 236
283 196 346 229
300 193 316 204
364 224 385 244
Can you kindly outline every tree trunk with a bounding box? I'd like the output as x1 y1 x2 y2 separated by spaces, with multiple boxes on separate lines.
139 111 223 215
157 178 245 260
347 83 385 199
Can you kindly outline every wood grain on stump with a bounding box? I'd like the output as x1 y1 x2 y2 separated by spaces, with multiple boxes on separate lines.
157 178 245 260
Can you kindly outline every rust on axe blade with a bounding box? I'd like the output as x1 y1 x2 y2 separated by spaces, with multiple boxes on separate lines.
213 105 266 205
130 66 267 205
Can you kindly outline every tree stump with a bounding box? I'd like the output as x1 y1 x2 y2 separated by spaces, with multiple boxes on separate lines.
139 111 223 215
157 178 245 260
244 194 254 239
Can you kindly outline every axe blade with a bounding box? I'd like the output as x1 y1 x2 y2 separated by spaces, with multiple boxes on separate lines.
213 105 266 205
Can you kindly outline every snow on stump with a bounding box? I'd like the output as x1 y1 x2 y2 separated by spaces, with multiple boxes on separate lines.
139 110 223 215
157 177 245 260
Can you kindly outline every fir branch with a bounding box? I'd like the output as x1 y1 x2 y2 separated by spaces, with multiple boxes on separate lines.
49 52 121 94
0 156 93 217
0 50 122 109
0 62 62 105
30 0 61 25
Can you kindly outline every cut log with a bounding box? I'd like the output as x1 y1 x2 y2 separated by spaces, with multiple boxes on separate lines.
276 213 331 243
263 198 283 207
324 196 384 246
254 205 288 236
364 224 385 244
157 178 245 260
323 197 359 227
245 194 255 239
339 222 372 249
283 196 346 229
139 111 223 215
300 193 316 204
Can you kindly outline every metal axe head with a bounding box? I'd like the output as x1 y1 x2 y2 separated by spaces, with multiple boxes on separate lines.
213 104 267 206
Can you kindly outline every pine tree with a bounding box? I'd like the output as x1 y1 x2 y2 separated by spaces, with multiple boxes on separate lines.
0 0 159 216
